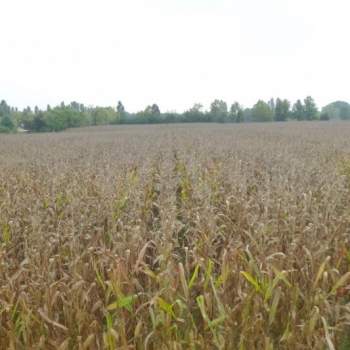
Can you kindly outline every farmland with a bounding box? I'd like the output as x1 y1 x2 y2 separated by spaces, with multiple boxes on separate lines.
1 122 350 349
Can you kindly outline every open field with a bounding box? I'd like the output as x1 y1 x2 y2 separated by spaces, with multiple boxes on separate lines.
1 122 350 349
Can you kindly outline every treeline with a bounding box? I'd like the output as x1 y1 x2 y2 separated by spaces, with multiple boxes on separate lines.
1 97 350 133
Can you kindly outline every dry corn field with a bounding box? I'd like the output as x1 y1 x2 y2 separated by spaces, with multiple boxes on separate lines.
1 122 350 350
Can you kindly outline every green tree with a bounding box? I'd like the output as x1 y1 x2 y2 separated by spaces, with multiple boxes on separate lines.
1 115 15 129
274 98 290 121
0 115 15 133
91 107 116 125
183 103 205 122
229 102 244 123
20 107 34 130
117 101 125 114
116 101 126 123
32 112 48 132
0 100 10 117
0 100 16 132
292 100 304 121
151 104 161 115
70 101 81 112
140 104 161 123
304 96 318 120
210 99 228 122
251 100 273 122
46 109 67 131
322 101 350 120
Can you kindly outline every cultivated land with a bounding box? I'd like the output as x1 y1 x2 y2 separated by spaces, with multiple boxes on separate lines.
1 122 350 349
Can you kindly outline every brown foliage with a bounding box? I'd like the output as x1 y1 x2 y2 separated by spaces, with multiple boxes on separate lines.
0 122 350 349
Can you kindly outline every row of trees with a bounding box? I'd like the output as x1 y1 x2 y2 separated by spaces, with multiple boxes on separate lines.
1 97 350 133
249 97 320 122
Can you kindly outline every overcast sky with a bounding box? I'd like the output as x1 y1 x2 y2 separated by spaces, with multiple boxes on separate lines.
1 0 349 112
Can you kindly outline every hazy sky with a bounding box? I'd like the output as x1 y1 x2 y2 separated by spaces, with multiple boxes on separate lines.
1 0 349 112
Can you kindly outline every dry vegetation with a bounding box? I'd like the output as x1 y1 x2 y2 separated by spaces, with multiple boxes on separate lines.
1 122 350 349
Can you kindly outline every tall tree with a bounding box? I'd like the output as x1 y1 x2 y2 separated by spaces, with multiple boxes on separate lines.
117 101 125 114
32 112 47 132
116 101 126 123
184 103 205 122
70 101 80 112
251 100 274 122
0 100 10 117
0 100 16 132
151 104 161 115
140 104 161 123
229 102 244 123
0 115 15 132
274 98 290 121
292 100 304 121
303 96 318 120
210 99 228 122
